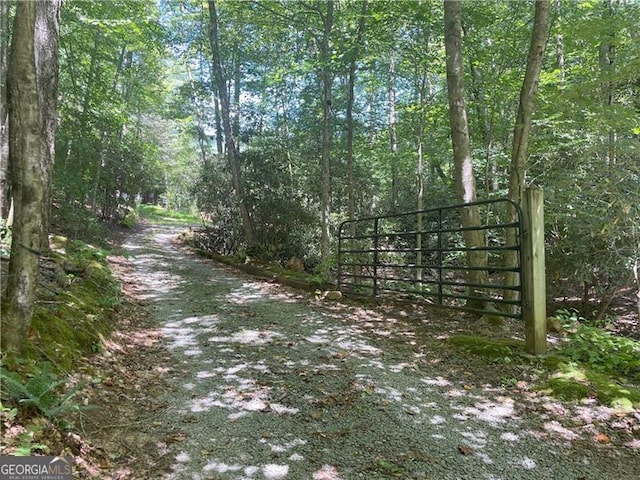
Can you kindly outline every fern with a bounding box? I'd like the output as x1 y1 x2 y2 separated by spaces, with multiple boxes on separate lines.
0 364 86 419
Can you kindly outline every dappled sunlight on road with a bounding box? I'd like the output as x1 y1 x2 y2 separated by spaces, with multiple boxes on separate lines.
118 225 640 480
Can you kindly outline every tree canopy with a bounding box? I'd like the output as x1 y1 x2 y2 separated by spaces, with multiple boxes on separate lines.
1 0 639 352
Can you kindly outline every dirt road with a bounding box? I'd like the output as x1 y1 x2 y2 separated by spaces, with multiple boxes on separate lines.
94 223 639 479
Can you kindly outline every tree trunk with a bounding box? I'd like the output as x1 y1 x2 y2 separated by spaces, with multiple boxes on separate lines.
388 50 399 212
3 0 60 355
35 0 61 250
346 0 367 231
504 0 550 312
444 0 489 310
208 0 256 249
319 0 334 261
0 0 9 219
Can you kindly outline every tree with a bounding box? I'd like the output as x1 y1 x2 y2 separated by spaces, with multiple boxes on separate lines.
504 0 550 310
318 0 335 261
0 0 9 219
55 1 170 228
208 0 256 250
346 0 367 231
443 0 488 310
2 0 61 355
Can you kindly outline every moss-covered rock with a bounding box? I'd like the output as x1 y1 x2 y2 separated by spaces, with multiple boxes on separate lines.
540 361 640 409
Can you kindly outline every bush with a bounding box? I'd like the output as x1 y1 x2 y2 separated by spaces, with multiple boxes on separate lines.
561 325 640 379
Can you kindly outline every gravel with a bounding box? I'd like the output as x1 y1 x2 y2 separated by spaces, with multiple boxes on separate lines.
118 224 640 480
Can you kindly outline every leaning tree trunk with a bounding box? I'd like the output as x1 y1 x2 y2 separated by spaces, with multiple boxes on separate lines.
504 0 550 313
444 0 489 311
3 0 60 355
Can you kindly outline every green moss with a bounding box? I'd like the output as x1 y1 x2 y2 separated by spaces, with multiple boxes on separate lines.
22 243 120 372
540 361 640 409
544 365 590 401
447 335 525 360
586 370 640 409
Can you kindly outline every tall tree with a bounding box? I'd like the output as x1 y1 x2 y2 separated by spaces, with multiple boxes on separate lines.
0 0 9 219
36 0 62 249
207 0 256 249
504 0 550 309
443 0 488 310
346 0 367 229
2 0 61 354
319 0 334 260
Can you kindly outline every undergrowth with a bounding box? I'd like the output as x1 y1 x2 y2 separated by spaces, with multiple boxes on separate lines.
447 310 640 409
0 363 87 423
555 309 640 379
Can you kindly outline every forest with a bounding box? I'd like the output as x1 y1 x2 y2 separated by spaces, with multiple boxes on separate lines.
1 0 639 346
1 0 640 475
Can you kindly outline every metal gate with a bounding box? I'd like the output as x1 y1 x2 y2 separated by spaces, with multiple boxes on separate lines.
337 198 524 319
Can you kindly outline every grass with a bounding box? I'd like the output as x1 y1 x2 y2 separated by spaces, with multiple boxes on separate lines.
136 204 201 226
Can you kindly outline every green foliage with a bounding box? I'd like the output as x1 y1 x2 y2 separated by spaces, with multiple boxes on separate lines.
0 403 50 456
0 364 86 421
121 208 140 229
55 0 169 227
561 325 640 379
542 361 640 408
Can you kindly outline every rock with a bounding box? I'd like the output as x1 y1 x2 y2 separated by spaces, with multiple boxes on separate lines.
323 290 342 301
546 316 563 333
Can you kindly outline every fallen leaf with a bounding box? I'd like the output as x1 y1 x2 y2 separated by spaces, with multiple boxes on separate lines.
457 445 473 456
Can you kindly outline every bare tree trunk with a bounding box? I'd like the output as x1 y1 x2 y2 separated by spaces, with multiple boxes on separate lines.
35 0 61 250
0 0 10 219
444 0 489 310
3 0 60 355
319 0 334 261
208 0 256 249
504 0 550 312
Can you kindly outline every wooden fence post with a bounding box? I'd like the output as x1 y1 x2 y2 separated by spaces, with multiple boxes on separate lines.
523 187 547 354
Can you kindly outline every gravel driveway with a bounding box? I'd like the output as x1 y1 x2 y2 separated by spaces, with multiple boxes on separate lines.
114 223 640 480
